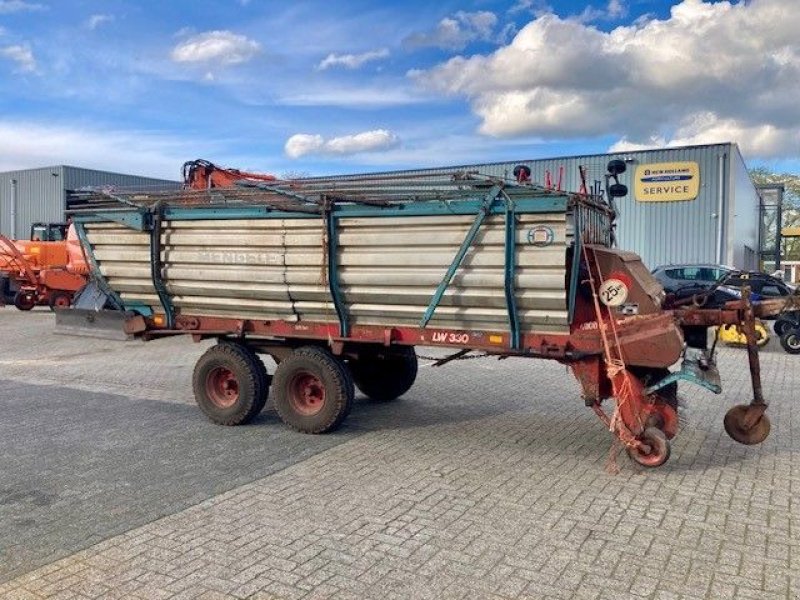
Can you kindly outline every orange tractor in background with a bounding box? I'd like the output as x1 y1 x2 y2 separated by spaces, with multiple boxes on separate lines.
182 158 277 189
0 222 89 310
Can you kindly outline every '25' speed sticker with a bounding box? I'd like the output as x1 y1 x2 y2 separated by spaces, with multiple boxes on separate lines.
599 278 629 307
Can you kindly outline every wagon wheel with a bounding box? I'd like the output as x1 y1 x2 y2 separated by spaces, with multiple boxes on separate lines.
349 346 418 402
779 329 800 354
272 346 353 434
723 404 771 445
48 292 72 310
13 291 36 311
627 427 671 468
192 342 267 426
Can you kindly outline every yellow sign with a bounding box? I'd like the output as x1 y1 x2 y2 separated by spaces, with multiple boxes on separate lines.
782 227 800 237
634 161 700 202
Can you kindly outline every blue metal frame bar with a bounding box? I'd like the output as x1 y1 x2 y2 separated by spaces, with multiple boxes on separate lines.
71 196 568 225
73 222 125 310
325 212 349 337
420 185 503 328
503 198 521 350
567 209 583 323
149 205 175 328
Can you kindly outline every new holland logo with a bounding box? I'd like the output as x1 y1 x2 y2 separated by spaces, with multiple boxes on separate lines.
634 161 700 202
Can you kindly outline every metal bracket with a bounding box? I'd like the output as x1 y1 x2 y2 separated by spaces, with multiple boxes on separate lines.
503 198 521 350
421 185 503 328
645 347 722 395
325 208 349 337
149 203 175 328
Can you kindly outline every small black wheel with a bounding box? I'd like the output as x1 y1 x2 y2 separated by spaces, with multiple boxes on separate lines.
724 404 771 445
272 346 354 434
13 291 36 311
48 292 72 311
192 342 266 426
780 328 800 355
627 427 671 468
607 159 627 175
349 346 418 402
773 314 799 337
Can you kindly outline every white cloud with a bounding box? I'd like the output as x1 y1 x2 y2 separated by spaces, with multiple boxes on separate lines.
404 11 498 50
1 44 36 72
412 0 800 158
0 121 205 179
87 14 114 30
508 0 552 16
317 48 389 70
285 129 400 159
574 0 628 23
0 1 44 13
278 86 428 108
171 30 260 65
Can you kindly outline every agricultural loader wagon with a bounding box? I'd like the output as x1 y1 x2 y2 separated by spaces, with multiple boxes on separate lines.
57 160 772 468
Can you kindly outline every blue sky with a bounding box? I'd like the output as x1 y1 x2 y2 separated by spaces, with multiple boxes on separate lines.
0 0 797 180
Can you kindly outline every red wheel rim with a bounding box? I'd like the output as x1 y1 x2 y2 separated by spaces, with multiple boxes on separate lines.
205 367 239 409
54 295 70 308
289 372 326 416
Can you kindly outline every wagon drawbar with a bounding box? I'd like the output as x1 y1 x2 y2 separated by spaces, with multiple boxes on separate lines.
57 159 771 467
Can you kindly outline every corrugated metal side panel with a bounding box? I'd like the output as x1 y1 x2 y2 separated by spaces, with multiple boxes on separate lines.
86 213 570 334
0 166 64 238
728 144 760 269
311 143 732 269
333 213 568 332
62 167 179 191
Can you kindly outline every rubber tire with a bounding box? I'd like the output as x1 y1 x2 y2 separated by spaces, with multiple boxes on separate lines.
349 346 418 402
780 328 800 355
192 343 266 426
13 291 35 311
272 346 354 434
48 292 72 311
627 427 671 468
221 341 271 418
774 315 800 337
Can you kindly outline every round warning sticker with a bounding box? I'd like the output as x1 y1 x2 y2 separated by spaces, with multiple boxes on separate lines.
599 278 629 307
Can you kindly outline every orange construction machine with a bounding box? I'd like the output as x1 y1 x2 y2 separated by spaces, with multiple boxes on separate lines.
0 223 89 310
182 159 277 189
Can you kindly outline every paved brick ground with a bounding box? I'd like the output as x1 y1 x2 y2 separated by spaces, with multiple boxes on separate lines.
1 308 799 599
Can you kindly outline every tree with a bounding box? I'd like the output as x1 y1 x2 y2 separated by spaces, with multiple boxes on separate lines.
749 167 800 263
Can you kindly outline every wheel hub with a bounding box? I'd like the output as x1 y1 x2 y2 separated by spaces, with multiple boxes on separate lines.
289 372 326 416
205 367 240 409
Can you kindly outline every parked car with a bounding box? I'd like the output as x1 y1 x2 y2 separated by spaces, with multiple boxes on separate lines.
651 264 734 294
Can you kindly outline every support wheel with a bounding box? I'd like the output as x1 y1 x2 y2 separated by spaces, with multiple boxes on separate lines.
627 427 671 468
273 346 354 434
723 404 771 445
13 291 36 311
49 292 72 310
774 314 799 337
349 346 418 402
779 328 800 354
192 342 267 426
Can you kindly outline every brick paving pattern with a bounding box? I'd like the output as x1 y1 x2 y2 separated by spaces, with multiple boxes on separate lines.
1 309 798 599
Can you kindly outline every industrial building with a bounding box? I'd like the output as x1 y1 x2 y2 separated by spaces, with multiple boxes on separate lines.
2 144 764 272
326 142 761 271
0 165 178 239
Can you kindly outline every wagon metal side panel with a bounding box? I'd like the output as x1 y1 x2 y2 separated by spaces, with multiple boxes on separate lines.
85 211 570 334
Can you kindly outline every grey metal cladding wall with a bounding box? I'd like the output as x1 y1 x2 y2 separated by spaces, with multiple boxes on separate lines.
728 145 759 269
62 166 179 191
0 166 65 238
313 143 732 269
